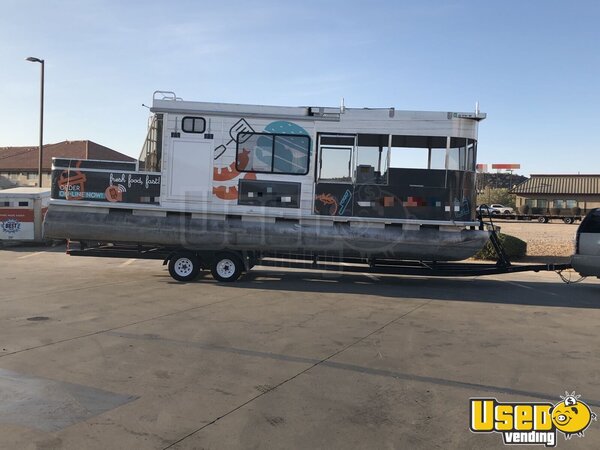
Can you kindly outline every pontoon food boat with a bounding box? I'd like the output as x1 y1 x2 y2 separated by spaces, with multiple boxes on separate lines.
44 91 491 281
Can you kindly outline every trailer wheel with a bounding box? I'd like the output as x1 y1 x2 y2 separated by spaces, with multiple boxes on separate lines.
211 252 243 282
168 252 201 282
563 217 574 224
538 216 549 223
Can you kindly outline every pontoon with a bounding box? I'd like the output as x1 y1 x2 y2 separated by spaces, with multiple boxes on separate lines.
44 91 491 281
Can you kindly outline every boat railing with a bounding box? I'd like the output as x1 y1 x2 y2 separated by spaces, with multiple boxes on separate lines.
153 90 183 101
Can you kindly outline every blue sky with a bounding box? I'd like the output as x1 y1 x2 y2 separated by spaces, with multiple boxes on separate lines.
1 0 598 175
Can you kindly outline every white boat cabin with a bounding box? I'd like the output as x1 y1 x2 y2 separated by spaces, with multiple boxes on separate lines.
51 91 485 226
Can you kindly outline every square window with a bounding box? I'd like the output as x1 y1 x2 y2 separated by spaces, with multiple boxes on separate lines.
319 146 352 182
236 132 310 175
273 135 309 174
181 116 206 134
237 133 273 172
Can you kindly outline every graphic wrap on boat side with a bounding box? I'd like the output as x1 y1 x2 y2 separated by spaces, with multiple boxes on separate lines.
314 169 477 221
51 160 161 204
211 119 309 202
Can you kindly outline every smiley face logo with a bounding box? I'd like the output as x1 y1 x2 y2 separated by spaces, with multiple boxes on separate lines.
551 392 597 439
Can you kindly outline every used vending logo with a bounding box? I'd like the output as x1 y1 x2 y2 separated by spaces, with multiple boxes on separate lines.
470 392 597 446
1 219 21 234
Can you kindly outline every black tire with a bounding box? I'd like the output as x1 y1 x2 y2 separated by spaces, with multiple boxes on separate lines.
168 251 201 282
491 210 499 215
503 210 511 214
563 217 574 224
538 216 549 223
211 252 243 282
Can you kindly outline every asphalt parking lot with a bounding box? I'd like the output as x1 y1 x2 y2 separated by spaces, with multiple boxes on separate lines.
1 246 599 449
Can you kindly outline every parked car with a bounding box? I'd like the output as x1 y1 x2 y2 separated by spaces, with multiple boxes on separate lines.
478 204 515 215
572 208 600 278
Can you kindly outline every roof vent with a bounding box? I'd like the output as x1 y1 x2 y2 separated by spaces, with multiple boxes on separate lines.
308 106 342 119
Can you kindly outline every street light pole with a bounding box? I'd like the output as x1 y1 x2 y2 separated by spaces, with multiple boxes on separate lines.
26 57 44 187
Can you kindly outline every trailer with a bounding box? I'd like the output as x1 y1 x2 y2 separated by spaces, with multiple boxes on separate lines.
478 211 582 224
45 91 570 282
64 236 571 281
0 188 50 243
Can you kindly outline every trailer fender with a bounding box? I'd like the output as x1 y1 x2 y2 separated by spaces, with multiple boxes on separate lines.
163 251 176 265
241 251 254 271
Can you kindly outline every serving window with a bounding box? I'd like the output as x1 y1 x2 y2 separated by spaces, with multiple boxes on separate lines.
319 146 353 182
236 132 310 175
390 135 448 171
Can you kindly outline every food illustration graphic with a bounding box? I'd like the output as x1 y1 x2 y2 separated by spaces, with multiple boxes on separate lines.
213 173 256 200
57 161 87 200
212 119 309 201
105 185 125 202
314 193 338 215
213 149 250 182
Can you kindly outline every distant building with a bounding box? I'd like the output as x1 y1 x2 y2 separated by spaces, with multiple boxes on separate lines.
0 140 135 188
510 174 600 214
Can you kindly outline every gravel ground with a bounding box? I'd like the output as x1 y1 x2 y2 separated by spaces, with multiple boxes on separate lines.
495 220 577 260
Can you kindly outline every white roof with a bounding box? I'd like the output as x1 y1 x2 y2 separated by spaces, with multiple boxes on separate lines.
152 98 486 122
0 187 51 198
150 92 485 140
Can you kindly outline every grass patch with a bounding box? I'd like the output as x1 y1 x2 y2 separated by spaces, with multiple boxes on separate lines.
474 233 527 260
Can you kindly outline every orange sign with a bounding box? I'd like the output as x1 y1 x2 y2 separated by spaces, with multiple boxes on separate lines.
0 209 35 222
491 164 521 170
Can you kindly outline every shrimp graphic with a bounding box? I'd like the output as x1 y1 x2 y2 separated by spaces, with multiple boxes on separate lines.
315 193 338 216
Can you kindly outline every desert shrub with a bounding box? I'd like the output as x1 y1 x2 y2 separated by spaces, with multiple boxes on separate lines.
474 233 527 260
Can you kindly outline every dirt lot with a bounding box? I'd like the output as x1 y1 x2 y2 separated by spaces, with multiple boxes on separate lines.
494 221 578 261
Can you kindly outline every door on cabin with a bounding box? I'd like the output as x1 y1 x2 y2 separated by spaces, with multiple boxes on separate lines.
168 139 213 203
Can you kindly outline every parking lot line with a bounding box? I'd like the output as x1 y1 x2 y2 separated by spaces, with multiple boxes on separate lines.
17 251 46 259
118 258 137 267
502 280 559 297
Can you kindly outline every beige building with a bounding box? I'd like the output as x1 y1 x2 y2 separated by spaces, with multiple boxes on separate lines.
0 140 134 188
511 174 600 214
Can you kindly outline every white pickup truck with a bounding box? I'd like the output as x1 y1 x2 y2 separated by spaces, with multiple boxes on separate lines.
478 204 515 215
572 209 600 278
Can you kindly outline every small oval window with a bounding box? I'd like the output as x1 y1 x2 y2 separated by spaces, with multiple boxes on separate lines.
182 117 206 134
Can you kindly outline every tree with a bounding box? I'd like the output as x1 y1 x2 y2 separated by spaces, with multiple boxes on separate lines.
477 188 516 208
